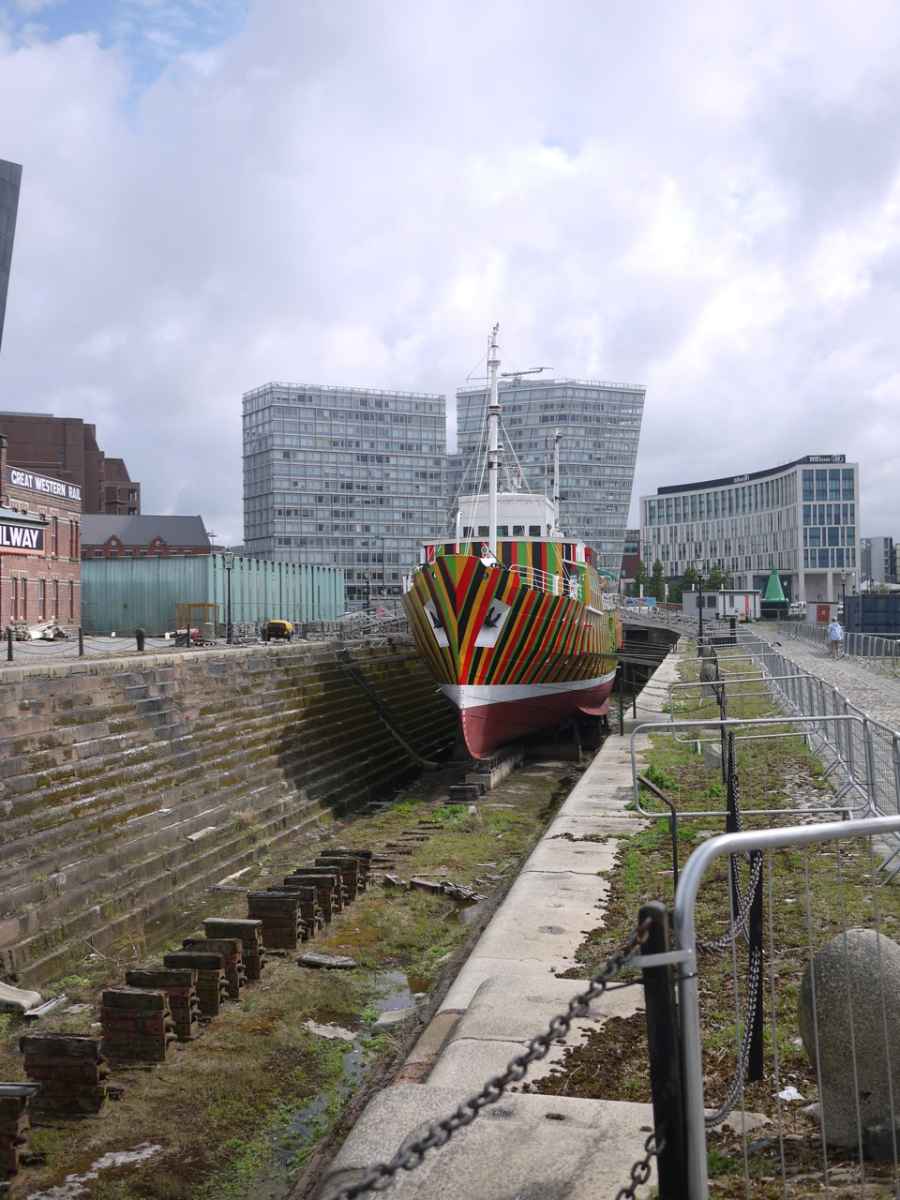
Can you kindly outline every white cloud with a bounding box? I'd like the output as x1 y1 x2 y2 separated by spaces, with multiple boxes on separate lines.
1 0 900 541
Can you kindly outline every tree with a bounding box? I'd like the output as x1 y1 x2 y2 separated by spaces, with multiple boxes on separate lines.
630 559 648 597
648 560 666 602
682 564 698 590
706 563 732 591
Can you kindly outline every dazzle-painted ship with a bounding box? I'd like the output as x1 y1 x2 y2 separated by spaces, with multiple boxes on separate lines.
402 325 621 758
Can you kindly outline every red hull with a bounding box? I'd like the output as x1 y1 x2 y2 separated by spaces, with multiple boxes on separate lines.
458 678 615 758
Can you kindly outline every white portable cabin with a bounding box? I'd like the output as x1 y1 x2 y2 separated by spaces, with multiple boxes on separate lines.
683 589 761 621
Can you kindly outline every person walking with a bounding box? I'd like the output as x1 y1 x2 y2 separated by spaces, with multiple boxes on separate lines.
826 615 844 658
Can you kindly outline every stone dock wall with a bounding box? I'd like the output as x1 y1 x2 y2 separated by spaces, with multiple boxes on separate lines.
0 639 455 985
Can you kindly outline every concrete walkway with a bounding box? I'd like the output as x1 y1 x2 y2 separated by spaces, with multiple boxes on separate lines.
758 629 900 732
318 649 683 1200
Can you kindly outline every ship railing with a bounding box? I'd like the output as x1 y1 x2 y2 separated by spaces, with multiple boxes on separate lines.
507 563 585 602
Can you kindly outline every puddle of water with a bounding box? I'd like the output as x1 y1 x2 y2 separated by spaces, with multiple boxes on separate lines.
249 970 416 1199
29 1144 162 1200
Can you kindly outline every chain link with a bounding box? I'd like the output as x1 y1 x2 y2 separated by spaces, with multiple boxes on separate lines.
614 1130 664 1199
697 852 763 953
705 944 763 1127
332 919 654 1200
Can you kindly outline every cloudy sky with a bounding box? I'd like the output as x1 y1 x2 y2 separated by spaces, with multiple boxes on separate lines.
0 0 898 543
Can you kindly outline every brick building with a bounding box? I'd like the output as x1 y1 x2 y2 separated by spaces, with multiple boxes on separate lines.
0 434 82 632
81 514 210 558
0 412 140 514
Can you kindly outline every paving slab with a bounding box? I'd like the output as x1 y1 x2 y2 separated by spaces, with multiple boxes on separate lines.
439 958 578 1015
445 974 643 1045
430 977 644 1090
473 870 609 967
523 837 618 874
317 1084 657 1200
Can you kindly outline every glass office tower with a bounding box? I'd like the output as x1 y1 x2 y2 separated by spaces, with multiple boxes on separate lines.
455 378 645 573
243 382 446 609
0 159 22 353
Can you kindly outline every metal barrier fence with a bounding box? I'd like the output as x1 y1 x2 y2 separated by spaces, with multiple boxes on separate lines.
674 814 900 1198
726 634 900 827
776 620 900 669
0 613 413 666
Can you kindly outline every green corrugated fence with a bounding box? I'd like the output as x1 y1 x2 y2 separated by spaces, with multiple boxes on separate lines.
81 554 345 635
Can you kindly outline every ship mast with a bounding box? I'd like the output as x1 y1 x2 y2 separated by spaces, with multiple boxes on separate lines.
552 429 561 533
487 323 501 556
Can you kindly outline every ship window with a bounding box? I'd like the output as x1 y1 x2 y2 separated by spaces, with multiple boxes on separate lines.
497 526 509 537
513 525 525 536
529 525 541 536
478 525 489 536
463 526 474 537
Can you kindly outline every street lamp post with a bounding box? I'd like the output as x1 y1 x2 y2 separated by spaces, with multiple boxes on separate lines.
840 570 848 626
223 551 235 644
697 570 705 647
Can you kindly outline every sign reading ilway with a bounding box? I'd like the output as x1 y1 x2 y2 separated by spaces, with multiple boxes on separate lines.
0 521 45 553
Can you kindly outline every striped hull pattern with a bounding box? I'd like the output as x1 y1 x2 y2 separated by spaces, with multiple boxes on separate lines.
402 554 622 758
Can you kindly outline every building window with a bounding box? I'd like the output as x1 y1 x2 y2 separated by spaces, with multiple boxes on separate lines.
11 577 17 622
39 578 46 620
53 579 59 617
69 581 74 620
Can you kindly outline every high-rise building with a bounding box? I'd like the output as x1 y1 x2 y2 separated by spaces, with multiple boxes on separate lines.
0 158 22 353
641 454 861 603
242 382 446 608
861 536 895 586
455 378 644 573
0 413 140 514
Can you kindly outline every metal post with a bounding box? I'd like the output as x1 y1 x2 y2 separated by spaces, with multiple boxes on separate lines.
78 627 84 657
227 566 233 643
697 576 704 649
6 627 11 661
618 666 625 737
747 851 764 1081
135 627 145 653
864 716 878 814
639 901 687 1198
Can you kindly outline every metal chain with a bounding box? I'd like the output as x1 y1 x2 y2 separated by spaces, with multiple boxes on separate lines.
332 919 654 1200
697 852 763 953
698 750 761 954
705 944 763 1127
614 1130 664 1199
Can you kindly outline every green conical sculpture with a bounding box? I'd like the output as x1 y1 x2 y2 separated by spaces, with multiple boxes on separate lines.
763 567 787 603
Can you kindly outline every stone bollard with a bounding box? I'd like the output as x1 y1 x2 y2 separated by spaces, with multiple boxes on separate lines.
202 919 265 982
182 937 246 1000
19 1034 108 1117
163 952 229 1019
101 988 177 1063
125 967 202 1041
799 929 900 1148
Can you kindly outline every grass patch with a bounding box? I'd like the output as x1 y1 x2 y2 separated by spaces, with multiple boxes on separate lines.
530 645 900 1196
1 758 576 1200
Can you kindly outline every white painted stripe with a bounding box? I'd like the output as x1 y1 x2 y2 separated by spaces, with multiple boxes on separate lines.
440 671 617 711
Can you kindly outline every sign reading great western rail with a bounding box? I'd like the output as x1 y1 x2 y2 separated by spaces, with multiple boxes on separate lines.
0 520 45 554
8 468 81 503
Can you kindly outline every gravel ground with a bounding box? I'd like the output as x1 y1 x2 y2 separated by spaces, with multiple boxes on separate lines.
757 628 900 732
